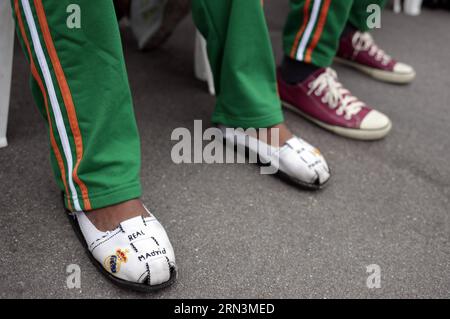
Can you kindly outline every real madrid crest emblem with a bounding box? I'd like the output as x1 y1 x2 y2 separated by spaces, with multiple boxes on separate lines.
104 248 129 274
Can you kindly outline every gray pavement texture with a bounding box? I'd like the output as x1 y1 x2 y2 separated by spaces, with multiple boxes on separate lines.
0 3 449 299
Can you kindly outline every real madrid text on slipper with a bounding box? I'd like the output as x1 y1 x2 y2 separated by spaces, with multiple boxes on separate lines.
66 204 177 292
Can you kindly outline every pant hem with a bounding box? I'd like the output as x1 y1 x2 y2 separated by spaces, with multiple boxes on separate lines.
65 182 142 211
283 42 334 68
212 103 284 129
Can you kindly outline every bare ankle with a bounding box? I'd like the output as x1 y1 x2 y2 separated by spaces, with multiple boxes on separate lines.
258 123 293 147
85 199 148 232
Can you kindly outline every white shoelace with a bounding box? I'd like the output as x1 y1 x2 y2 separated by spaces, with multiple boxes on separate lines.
307 68 365 120
351 31 392 66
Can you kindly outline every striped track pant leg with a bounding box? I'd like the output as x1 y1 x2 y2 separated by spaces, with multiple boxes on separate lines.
283 0 387 67
11 0 142 211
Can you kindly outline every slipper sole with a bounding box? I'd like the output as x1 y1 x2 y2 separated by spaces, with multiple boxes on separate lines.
223 137 330 191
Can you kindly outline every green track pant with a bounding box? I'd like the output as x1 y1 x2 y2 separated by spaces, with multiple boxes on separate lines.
12 0 283 211
192 0 284 129
284 0 387 67
11 0 142 211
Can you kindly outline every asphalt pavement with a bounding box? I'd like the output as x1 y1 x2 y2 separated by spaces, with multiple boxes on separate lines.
0 2 449 298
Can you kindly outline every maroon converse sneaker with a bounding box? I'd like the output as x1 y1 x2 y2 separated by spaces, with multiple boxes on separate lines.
335 31 415 84
278 68 392 140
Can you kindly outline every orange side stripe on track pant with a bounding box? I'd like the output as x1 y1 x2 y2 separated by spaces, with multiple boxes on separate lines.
33 0 91 210
290 0 312 59
13 0 73 210
304 0 331 63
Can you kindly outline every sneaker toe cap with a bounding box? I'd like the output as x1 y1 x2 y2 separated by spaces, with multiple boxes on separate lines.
393 62 415 75
360 110 391 130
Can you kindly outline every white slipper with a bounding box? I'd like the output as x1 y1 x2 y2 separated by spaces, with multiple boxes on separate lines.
219 126 331 189
67 206 177 292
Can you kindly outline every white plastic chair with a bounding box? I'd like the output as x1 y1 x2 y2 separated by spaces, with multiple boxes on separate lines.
0 0 15 148
394 0 423 16
194 30 215 96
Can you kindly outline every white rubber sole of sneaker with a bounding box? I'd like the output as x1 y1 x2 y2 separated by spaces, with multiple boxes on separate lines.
282 101 392 141
334 57 416 84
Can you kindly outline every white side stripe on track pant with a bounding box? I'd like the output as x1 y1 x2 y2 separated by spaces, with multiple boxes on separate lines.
21 0 82 211
296 0 322 61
